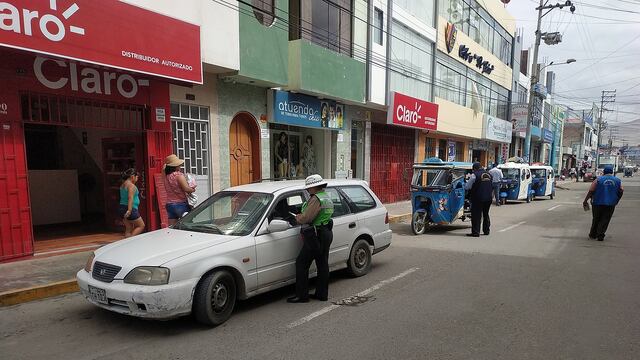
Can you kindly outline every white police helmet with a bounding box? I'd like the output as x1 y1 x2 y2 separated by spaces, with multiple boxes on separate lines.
304 174 327 189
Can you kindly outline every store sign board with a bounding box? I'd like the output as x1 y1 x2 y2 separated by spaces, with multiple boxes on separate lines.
511 103 528 137
0 0 202 83
387 92 438 130
273 90 344 130
542 128 554 143
483 115 511 144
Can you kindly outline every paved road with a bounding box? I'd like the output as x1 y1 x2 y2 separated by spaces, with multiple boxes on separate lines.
2 176 639 360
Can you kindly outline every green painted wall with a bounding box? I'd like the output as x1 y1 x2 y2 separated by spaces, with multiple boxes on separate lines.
238 0 289 86
217 80 271 190
289 40 366 103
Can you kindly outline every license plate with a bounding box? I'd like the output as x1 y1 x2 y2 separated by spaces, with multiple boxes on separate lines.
88 285 108 304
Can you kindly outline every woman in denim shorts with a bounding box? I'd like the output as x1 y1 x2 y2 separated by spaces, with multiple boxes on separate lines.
119 168 145 238
163 154 196 226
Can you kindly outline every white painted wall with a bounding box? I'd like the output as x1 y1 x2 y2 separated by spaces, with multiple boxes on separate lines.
121 0 239 72
370 0 389 106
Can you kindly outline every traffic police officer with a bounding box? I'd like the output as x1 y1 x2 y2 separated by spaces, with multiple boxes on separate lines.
465 162 494 237
583 165 624 241
287 174 334 303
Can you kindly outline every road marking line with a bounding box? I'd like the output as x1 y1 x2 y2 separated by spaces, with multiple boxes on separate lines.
547 205 562 211
498 221 527 232
286 267 419 329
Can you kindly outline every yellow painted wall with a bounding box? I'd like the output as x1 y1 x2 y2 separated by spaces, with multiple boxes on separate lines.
435 96 484 139
436 17 513 90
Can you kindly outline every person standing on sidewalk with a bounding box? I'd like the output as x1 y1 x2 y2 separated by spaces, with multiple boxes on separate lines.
583 165 623 241
465 162 494 237
287 174 334 303
488 163 503 206
119 168 145 238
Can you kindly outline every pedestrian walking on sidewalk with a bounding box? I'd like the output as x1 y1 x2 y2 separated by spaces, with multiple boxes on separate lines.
488 163 503 206
119 168 145 238
287 174 334 303
465 162 494 237
583 165 623 241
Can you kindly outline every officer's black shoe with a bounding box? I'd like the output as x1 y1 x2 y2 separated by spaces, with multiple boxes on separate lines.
597 237 604 241
483 231 490 235
466 233 480 237
287 296 309 303
310 294 328 301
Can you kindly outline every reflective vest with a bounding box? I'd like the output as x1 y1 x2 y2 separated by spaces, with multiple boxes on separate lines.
302 191 334 226
593 175 622 206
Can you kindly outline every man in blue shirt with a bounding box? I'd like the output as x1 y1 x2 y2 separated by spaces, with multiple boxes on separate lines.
583 165 624 241
465 162 494 237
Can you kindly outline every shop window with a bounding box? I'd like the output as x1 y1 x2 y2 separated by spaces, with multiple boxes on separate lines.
424 137 436 159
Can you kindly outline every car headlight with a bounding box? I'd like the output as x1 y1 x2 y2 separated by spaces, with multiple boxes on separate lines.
84 253 95 273
124 267 170 285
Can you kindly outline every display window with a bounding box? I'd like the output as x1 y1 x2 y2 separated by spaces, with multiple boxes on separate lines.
270 126 328 179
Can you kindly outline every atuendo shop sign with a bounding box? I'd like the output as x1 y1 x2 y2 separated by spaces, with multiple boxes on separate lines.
0 0 202 83
387 92 438 130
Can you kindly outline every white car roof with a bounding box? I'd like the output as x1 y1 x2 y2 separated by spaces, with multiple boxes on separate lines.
530 165 553 170
225 179 370 195
499 162 530 169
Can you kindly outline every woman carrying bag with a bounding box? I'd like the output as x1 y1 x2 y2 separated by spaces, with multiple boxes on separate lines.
163 154 196 226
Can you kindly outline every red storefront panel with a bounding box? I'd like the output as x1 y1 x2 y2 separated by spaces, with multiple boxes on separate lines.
370 123 415 204
0 0 202 84
0 49 173 261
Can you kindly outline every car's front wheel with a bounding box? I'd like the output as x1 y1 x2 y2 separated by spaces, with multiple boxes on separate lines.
193 270 236 326
347 239 372 277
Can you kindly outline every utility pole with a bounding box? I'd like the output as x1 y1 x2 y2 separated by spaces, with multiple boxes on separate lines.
523 0 575 163
595 89 616 168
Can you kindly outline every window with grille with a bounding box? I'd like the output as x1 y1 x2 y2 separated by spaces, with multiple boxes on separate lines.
424 137 435 159
170 103 210 176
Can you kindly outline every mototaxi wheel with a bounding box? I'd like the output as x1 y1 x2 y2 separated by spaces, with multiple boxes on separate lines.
411 212 428 235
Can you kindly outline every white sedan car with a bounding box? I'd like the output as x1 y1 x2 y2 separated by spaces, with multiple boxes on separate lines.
77 180 392 326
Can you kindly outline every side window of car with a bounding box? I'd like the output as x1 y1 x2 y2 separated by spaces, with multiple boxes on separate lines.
268 192 305 222
340 186 376 213
324 187 350 218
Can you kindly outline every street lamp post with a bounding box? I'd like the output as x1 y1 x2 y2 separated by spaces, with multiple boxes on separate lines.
522 0 576 164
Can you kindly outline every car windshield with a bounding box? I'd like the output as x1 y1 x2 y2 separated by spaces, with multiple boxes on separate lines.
175 191 272 236
532 169 546 178
412 168 449 187
502 168 520 180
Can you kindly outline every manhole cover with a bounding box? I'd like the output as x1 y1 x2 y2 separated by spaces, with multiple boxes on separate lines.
332 295 374 306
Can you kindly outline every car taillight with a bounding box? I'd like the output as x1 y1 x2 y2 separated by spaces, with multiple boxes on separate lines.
385 212 389 224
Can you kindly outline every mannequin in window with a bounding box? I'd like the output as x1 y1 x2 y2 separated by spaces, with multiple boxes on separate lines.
302 135 316 177
275 132 289 178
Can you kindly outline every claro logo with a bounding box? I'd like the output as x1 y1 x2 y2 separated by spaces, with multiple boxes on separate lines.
0 0 85 42
34 57 149 99
396 102 423 125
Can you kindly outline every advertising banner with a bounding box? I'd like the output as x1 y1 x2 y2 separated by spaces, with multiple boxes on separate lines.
483 115 512 144
0 0 202 83
273 90 344 130
387 92 438 130
511 103 528 137
447 140 456 162
542 128 554 143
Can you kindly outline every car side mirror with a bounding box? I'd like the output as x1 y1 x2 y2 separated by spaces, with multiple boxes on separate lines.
268 219 290 233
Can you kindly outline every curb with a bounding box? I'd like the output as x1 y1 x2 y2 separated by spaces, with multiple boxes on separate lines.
389 213 411 224
0 279 78 307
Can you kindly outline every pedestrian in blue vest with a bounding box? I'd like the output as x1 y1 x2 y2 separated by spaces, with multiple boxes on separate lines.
465 162 494 237
583 165 624 241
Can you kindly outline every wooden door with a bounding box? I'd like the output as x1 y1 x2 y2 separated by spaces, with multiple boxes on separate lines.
229 115 257 187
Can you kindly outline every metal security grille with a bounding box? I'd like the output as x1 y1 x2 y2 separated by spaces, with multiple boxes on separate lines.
170 103 210 176
92 262 122 283
20 92 146 131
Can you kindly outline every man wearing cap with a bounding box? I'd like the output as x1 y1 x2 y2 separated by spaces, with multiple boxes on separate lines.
583 165 623 241
287 174 334 303
465 162 494 237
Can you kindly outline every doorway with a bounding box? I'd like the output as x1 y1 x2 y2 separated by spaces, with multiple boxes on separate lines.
229 112 261 186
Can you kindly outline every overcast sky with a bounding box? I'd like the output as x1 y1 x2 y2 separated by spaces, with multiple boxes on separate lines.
504 0 640 146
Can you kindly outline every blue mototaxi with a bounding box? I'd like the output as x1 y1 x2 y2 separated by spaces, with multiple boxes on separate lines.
497 161 535 204
410 158 474 235
530 165 556 200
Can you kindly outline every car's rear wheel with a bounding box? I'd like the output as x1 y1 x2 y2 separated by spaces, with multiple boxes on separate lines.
411 212 428 235
347 239 372 277
193 270 236 326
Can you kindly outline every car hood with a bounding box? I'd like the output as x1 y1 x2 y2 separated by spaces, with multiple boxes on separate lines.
94 229 237 270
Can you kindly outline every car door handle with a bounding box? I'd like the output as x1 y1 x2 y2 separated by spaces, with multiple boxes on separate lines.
349 222 356 229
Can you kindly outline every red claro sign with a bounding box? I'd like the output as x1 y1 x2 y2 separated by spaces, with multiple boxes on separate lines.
388 92 438 130
0 0 202 84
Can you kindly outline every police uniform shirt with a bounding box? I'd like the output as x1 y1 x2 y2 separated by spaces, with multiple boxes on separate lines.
295 196 321 224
